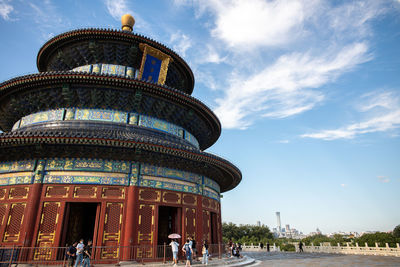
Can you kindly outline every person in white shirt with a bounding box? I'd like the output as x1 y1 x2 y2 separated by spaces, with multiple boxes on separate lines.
169 239 179 266
74 239 85 267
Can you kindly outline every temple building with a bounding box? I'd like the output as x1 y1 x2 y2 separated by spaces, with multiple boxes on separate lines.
0 14 241 262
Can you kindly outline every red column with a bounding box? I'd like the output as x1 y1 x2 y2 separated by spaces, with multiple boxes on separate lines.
22 183 42 247
196 195 204 245
122 186 138 260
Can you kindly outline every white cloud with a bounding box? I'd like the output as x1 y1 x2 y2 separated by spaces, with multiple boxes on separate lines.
205 0 316 50
177 0 389 130
302 91 400 140
340 183 346 187
278 140 290 144
327 1 386 39
170 32 192 58
104 0 131 21
103 0 151 34
202 44 226 64
0 0 13 20
378 176 390 183
25 1 69 42
194 69 218 90
214 43 370 129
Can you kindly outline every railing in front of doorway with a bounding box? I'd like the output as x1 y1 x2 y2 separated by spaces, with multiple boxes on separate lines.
0 243 226 266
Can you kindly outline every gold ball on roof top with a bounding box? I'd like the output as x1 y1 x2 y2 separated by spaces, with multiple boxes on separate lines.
121 14 135 32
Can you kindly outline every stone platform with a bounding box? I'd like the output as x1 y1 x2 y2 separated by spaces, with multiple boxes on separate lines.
244 251 400 267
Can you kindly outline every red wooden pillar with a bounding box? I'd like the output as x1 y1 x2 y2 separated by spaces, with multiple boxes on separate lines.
22 183 42 247
122 186 138 260
218 202 222 246
24 159 46 248
196 195 204 245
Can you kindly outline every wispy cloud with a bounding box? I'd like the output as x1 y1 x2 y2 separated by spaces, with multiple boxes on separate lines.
25 0 70 41
301 91 400 140
214 43 370 129
0 0 13 20
182 0 388 129
278 140 290 144
377 176 390 183
340 183 346 187
200 45 227 64
170 32 192 58
104 0 131 21
103 0 151 34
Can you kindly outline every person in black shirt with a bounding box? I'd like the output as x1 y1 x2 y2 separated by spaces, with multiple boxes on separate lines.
66 242 78 267
191 236 197 261
82 240 92 267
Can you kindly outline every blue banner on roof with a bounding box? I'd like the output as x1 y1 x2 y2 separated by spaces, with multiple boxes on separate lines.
142 54 161 83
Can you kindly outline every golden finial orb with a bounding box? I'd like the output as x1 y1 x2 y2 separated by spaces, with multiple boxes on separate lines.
121 14 135 32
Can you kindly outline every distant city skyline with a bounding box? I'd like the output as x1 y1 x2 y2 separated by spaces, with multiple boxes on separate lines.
0 0 399 234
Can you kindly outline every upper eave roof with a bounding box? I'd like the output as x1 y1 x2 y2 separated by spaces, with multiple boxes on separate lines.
36 28 195 94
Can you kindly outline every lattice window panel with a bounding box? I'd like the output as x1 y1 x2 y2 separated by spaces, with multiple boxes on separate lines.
182 194 196 206
202 198 210 209
0 188 6 200
9 187 29 199
35 202 61 260
137 204 155 259
101 202 123 259
104 203 122 234
202 210 211 243
138 204 155 242
102 187 125 199
73 186 97 198
162 192 181 204
139 189 160 202
210 200 217 211
185 208 196 240
45 186 69 198
39 202 60 234
3 203 26 242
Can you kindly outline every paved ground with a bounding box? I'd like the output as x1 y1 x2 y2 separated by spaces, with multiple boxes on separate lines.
243 251 400 267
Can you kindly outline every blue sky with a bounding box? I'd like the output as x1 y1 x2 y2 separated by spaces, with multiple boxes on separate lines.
1 0 399 234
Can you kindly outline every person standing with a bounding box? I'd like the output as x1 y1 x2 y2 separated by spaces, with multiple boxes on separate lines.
182 239 193 267
82 240 92 267
266 242 270 252
66 242 77 267
299 241 304 253
260 242 264 250
74 239 85 267
191 236 197 261
201 240 209 265
170 239 179 267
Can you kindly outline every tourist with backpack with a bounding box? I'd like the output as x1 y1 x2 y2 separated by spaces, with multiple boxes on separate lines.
182 239 193 267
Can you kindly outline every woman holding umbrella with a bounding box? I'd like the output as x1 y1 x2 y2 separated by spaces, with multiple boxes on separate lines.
168 233 181 267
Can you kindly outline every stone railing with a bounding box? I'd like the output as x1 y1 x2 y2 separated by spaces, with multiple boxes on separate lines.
303 242 400 257
241 243 280 252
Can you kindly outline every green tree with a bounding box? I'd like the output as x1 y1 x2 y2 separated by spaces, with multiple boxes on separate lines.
393 225 400 238
355 232 398 247
301 234 331 246
222 222 273 244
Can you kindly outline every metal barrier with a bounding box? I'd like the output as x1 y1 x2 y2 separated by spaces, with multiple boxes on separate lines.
0 243 226 266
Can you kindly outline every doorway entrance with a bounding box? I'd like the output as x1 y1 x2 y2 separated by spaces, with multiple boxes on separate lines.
157 206 181 246
210 212 218 244
61 202 99 246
